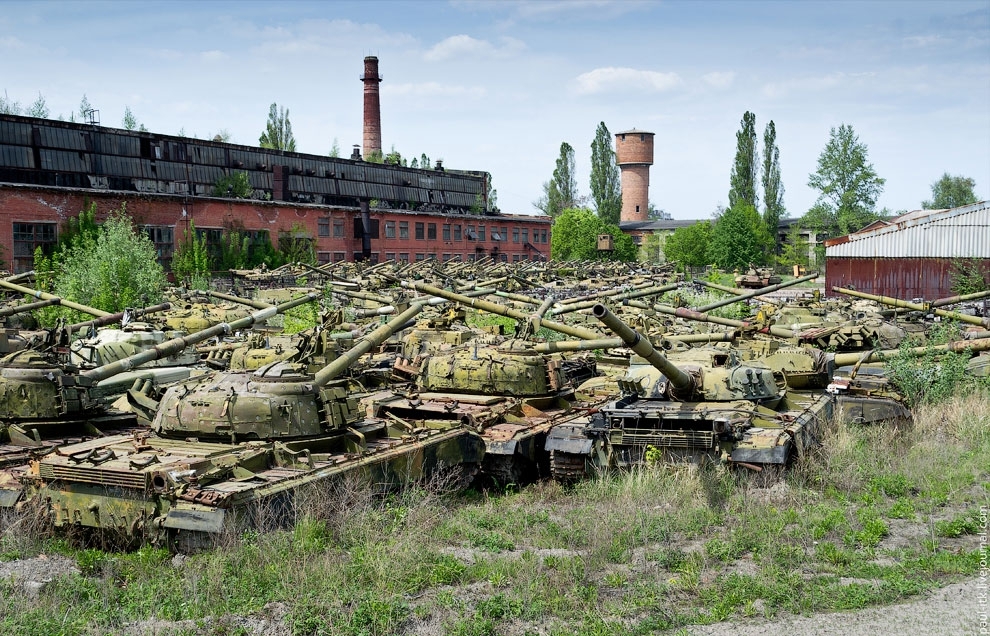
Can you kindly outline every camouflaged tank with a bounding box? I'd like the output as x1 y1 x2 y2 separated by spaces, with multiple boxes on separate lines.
0 296 317 479
9 303 485 550
545 305 835 479
375 337 601 484
734 266 782 289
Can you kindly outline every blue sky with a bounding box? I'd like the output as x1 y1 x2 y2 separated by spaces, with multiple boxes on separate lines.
1 0 987 219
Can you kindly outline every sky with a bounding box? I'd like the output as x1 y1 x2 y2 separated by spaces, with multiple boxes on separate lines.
1 0 988 219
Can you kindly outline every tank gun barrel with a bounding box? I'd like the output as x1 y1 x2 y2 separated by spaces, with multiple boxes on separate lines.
557 280 659 306
312 303 423 386
0 280 112 317
0 297 62 318
832 287 990 328
831 337 990 367
592 303 695 394
79 293 319 383
401 280 603 340
206 290 273 310
552 284 680 316
67 302 173 331
695 272 819 313
931 289 990 308
645 303 751 329
331 288 393 305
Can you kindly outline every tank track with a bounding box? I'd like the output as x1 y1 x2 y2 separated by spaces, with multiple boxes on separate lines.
550 450 588 482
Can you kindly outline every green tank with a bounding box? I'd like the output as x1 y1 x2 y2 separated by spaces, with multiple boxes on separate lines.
10 303 485 550
545 304 835 479
734 266 782 289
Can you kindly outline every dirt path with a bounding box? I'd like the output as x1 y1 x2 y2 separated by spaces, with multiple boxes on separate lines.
685 577 983 635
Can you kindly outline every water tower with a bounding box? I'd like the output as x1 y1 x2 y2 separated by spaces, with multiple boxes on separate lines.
614 129 654 223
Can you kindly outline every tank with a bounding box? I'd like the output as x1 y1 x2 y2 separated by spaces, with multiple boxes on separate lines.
9 302 485 550
734 266 782 289
0 295 317 474
544 304 835 479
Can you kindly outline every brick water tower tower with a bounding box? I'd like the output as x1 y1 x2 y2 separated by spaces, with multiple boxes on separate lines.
615 129 654 223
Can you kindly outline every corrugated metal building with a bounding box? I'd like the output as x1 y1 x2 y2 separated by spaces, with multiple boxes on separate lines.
825 201 990 300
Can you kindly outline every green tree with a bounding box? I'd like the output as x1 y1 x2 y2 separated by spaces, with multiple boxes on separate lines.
662 221 714 268
329 137 340 158
122 106 138 130
212 129 233 143
212 171 253 198
26 92 49 118
550 208 635 261
590 122 622 225
778 225 811 270
172 221 212 288
78 94 93 121
274 223 316 266
728 111 758 211
259 102 297 151
638 231 665 264
0 90 21 115
761 120 785 252
806 123 885 235
922 173 978 210
51 207 166 314
535 142 578 218
707 202 772 270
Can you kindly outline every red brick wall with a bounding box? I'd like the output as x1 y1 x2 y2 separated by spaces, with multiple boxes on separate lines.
0 184 551 271
619 165 650 223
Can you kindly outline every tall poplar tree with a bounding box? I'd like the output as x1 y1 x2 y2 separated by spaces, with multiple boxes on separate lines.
761 120 785 252
728 111 759 211
259 102 297 152
535 142 578 217
589 122 622 225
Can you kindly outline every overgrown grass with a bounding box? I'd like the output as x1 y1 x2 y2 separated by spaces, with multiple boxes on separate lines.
2 393 987 635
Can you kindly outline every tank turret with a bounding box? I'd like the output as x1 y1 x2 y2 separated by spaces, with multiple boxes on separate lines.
545 304 831 478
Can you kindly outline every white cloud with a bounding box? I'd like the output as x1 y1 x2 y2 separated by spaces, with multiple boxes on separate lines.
424 35 524 61
762 71 876 99
384 82 486 99
702 71 735 89
0 36 24 49
200 50 228 63
573 67 682 95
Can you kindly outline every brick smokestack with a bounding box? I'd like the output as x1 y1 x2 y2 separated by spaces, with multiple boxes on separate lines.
615 129 655 223
362 56 383 158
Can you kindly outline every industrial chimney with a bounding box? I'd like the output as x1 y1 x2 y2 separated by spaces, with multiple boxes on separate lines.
361 56 383 158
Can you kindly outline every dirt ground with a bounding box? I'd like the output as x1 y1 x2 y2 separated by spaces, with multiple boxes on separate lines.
685 577 983 635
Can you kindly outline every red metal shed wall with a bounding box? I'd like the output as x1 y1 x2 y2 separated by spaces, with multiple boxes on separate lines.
825 257 990 300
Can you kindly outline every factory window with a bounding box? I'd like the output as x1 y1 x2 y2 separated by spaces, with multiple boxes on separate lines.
541 229 547 243
640 134 645 141
353 252 363 261
442 224 451 241
317 251 331 265
353 217 380 239
503 227 509 242
370 252 379 264
385 252 395 262
442 253 451 262
467 253 476 262
453 224 461 241
500 253 508 262
333 251 345 262
415 222 424 240
477 226 486 242
384 221 396 238
399 221 409 239
318 217 330 237
399 253 409 263
466 224 476 240
142 225 174 270
415 253 425 261
245 230 271 263
332 219 344 238
195 227 224 263
427 223 437 240
512 254 520 262
522 228 529 244
512 228 520 243
427 253 437 260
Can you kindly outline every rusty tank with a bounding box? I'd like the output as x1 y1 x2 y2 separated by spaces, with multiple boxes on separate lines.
8 302 485 550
